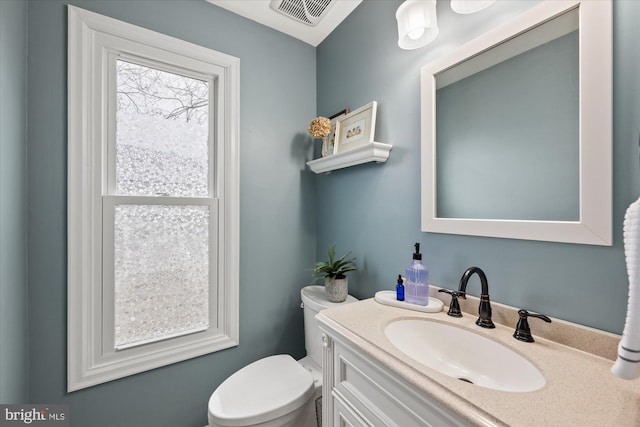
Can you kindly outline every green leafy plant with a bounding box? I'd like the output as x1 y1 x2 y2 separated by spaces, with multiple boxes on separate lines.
313 245 357 280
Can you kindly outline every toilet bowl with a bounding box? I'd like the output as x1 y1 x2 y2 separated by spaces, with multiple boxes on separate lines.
207 286 357 427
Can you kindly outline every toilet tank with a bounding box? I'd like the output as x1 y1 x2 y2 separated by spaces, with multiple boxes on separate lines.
301 286 358 367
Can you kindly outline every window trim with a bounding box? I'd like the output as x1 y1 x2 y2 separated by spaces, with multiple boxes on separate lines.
67 5 240 392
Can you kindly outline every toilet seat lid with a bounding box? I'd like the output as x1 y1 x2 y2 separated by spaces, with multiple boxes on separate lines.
208 354 314 427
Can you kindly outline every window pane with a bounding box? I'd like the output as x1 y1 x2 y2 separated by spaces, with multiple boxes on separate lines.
114 204 209 348
116 60 209 197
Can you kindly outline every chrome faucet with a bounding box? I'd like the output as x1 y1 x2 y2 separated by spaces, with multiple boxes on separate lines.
458 267 495 328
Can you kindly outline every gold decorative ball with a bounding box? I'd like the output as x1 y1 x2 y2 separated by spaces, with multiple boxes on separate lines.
307 116 331 138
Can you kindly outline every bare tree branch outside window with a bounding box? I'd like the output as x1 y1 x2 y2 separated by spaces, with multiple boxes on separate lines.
117 60 208 125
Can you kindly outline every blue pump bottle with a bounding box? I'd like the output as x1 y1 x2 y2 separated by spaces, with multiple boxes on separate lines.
396 274 405 301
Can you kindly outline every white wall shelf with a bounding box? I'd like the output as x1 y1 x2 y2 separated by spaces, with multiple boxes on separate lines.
306 142 392 174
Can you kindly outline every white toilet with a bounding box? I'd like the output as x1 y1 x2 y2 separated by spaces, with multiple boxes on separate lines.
207 285 358 427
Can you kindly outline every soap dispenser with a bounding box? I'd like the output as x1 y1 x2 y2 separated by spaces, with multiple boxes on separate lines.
405 242 430 305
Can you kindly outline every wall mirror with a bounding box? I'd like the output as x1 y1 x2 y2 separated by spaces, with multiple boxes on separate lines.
420 0 612 245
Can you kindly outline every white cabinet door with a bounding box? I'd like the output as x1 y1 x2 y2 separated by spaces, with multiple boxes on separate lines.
321 327 469 427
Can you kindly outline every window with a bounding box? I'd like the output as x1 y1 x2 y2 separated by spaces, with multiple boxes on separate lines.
67 6 239 391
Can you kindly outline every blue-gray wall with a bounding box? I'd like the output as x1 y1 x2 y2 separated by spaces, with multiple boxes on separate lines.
0 0 29 404
25 0 316 425
316 0 640 334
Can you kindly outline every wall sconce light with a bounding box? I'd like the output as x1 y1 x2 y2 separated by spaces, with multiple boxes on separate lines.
450 0 496 14
396 0 439 50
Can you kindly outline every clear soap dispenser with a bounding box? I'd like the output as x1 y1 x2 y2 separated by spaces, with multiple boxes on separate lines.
405 242 429 305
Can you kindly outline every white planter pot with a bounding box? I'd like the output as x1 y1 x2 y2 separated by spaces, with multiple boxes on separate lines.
325 277 348 302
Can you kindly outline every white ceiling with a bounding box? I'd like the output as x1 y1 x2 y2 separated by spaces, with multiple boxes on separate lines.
206 0 363 46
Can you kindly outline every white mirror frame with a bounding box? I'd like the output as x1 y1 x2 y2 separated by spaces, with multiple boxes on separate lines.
421 0 612 245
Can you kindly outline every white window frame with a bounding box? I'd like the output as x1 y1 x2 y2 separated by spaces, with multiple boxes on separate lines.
67 5 240 392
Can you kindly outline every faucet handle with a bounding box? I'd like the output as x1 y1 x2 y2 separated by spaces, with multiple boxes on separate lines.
438 289 464 317
513 309 551 342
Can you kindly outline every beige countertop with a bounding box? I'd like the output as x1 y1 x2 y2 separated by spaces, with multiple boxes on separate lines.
317 296 640 427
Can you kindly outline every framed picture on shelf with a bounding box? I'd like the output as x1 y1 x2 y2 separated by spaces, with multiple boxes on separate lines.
335 101 377 154
327 108 350 156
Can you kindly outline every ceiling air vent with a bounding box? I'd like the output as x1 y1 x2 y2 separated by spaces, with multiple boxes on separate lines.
270 0 335 26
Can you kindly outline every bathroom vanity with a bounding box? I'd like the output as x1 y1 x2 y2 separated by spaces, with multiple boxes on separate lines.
317 293 640 426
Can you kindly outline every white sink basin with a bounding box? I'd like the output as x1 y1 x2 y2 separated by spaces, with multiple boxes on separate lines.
384 319 545 392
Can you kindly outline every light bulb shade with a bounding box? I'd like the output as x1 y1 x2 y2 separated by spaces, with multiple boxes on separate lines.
450 0 496 14
396 0 439 50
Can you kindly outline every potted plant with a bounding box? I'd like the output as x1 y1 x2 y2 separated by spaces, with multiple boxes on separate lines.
313 245 357 302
